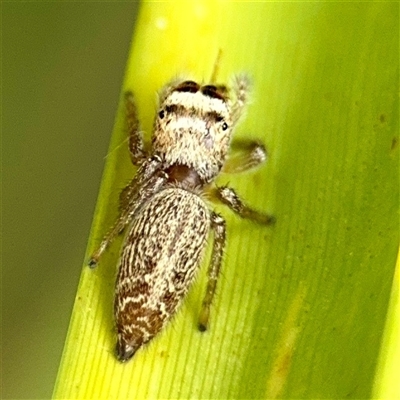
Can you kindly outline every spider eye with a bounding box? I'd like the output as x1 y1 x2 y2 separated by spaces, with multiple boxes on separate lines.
158 110 165 119
222 122 229 131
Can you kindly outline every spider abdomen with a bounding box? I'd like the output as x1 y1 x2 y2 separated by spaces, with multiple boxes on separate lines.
114 187 210 362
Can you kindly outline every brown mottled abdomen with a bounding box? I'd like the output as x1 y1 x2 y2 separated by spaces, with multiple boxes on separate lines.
114 187 210 362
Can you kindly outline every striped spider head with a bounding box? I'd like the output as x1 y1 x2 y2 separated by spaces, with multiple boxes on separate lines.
152 77 249 183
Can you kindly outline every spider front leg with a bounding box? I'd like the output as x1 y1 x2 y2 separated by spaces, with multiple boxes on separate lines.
125 91 147 165
230 75 251 126
198 212 226 331
223 140 267 174
88 93 153 268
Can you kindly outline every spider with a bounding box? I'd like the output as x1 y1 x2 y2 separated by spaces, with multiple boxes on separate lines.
89 76 275 362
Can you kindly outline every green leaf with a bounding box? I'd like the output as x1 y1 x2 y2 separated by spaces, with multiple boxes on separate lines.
372 250 399 400
53 2 399 398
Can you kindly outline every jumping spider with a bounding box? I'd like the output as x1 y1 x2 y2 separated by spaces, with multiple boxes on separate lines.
89 75 275 362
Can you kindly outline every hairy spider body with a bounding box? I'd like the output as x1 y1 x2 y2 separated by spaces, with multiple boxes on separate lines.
115 188 210 361
89 76 274 362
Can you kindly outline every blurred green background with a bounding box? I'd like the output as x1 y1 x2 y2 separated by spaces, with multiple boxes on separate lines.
2 4 139 399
